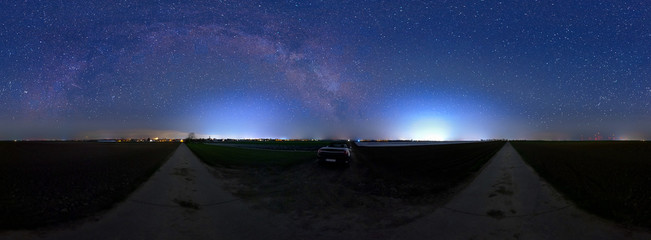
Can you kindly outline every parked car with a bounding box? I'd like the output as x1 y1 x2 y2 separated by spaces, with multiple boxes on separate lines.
317 141 352 165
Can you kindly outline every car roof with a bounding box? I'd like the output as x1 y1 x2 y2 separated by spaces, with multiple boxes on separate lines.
328 141 349 147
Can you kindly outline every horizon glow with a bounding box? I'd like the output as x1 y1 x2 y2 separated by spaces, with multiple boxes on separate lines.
0 1 649 140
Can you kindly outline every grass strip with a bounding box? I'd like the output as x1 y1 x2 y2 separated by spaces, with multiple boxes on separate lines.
214 140 330 147
187 143 316 168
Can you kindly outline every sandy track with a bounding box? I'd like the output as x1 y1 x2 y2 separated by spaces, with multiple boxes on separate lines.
2 144 291 240
391 142 650 239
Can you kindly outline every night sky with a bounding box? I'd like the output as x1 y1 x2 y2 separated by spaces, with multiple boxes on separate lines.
1 1 649 140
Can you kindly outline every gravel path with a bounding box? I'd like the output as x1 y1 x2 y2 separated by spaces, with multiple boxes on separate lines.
1 144 292 240
391 142 650 239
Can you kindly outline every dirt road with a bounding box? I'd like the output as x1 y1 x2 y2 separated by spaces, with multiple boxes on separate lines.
2 144 292 240
391 142 650 239
2 143 649 239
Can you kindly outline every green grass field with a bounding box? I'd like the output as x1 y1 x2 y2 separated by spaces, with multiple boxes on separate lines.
511 141 651 228
187 143 316 168
215 140 330 147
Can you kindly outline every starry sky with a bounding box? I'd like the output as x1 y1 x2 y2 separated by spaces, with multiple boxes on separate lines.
1 0 649 140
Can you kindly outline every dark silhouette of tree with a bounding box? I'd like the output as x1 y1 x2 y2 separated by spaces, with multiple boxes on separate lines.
186 132 196 143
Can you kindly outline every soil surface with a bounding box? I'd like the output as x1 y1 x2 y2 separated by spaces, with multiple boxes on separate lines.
0 144 293 240
2 143 649 239
390 143 651 239
0 142 179 229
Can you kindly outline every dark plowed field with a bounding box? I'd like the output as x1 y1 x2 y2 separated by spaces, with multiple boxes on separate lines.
0 142 179 230
353 141 506 199
511 141 651 229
